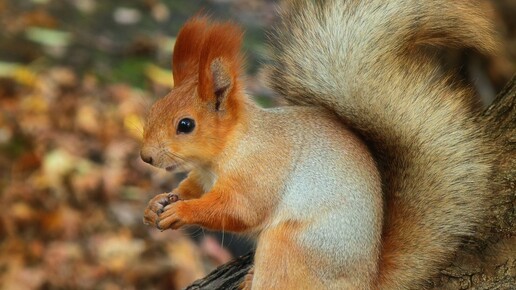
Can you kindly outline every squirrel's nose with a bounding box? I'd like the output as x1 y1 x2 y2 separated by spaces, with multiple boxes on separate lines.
140 151 153 165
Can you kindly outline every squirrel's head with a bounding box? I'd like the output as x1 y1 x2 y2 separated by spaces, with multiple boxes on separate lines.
141 17 245 172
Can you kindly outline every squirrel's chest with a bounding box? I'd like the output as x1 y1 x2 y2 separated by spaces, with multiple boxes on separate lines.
196 168 217 193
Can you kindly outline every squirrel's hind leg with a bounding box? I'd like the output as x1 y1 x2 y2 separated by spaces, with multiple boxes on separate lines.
252 216 378 289
251 221 325 289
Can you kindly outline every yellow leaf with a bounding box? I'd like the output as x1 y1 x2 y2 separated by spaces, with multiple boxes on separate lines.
144 63 173 88
0 62 38 87
14 67 38 87
21 94 48 113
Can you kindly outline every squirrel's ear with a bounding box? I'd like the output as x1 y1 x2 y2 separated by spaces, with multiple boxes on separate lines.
198 22 243 111
210 58 232 111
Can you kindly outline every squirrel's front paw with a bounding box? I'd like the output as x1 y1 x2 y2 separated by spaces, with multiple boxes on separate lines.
156 201 190 230
143 193 181 229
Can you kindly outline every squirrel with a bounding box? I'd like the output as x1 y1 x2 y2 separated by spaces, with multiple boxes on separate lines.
140 0 498 289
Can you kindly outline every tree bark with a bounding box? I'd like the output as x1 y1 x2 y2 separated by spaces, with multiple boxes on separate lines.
186 76 516 290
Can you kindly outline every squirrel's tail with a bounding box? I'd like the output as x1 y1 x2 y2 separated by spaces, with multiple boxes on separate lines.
268 0 497 288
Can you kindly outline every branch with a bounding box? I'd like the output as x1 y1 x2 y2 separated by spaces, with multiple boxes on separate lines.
185 252 253 290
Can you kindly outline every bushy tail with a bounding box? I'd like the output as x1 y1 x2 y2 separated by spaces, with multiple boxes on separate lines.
268 0 497 288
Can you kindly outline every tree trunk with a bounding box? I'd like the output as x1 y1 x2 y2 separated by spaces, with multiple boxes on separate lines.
186 76 516 290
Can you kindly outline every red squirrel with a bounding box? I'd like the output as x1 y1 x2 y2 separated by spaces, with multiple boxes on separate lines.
140 0 497 288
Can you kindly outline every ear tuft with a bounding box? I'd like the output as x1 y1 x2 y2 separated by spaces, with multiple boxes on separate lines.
172 16 210 86
172 16 244 110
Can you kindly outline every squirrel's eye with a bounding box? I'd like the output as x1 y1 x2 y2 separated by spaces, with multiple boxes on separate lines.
177 118 195 134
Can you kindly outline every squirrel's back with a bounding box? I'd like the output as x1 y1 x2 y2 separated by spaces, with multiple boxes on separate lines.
268 0 496 288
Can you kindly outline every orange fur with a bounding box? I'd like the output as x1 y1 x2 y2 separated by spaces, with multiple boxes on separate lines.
142 17 270 234
142 18 247 170
172 16 244 116
198 21 244 101
172 17 209 86
159 180 253 232
172 171 205 200
252 222 318 289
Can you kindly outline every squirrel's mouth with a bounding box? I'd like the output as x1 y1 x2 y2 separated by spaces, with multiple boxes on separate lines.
165 163 180 172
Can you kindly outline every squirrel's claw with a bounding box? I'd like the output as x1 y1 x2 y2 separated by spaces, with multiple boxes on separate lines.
143 192 172 229
156 219 164 231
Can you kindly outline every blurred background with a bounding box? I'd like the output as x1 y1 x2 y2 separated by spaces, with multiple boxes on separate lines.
0 0 514 289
